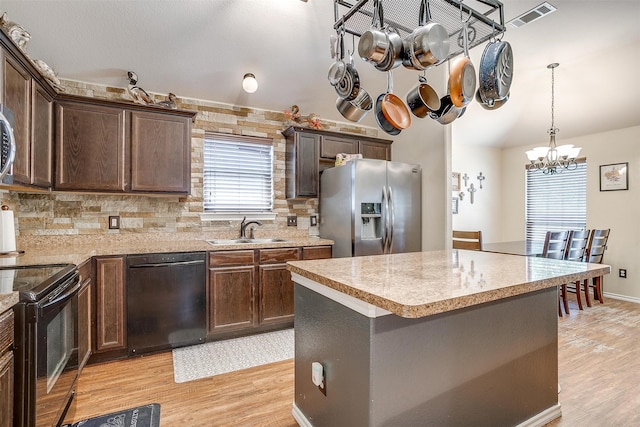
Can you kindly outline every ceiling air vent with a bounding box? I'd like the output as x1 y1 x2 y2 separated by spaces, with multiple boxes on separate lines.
507 2 557 28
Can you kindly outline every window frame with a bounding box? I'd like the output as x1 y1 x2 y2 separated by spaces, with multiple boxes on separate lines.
201 132 275 221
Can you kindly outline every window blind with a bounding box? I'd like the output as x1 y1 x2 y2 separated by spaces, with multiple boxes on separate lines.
525 161 587 242
203 134 273 212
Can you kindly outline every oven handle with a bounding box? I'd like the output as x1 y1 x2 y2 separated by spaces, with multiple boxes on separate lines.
39 276 81 310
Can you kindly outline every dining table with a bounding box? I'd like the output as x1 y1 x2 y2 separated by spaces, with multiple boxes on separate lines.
481 240 544 257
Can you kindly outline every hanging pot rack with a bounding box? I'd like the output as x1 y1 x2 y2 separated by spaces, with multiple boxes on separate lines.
333 0 506 64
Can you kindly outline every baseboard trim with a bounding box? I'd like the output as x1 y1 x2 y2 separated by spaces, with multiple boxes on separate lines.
603 292 640 304
515 404 562 427
292 403 312 427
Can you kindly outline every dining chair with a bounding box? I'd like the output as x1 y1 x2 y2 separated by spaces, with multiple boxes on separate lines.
583 229 610 306
564 229 590 310
452 230 482 250
541 230 570 316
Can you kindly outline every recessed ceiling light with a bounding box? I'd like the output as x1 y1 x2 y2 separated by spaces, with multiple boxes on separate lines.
507 2 557 28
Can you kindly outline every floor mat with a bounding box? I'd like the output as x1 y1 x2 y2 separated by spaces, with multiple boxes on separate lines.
172 328 294 383
70 403 160 427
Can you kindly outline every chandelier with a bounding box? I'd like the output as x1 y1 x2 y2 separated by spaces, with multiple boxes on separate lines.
525 63 581 174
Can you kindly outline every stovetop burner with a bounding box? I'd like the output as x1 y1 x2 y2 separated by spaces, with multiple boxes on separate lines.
0 264 77 301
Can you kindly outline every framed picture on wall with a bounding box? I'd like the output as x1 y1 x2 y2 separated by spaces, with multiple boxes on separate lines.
452 197 459 214
452 172 461 191
599 162 629 191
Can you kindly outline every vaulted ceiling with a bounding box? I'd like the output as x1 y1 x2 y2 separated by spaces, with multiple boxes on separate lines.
3 0 639 148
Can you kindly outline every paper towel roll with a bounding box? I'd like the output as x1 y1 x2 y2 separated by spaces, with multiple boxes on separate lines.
0 208 16 253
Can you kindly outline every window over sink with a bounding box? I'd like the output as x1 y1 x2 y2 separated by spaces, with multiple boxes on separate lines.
202 133 274 220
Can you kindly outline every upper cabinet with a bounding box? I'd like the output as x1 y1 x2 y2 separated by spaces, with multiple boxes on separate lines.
283 126 393 199
0 46 54 188
55 95 195 195
0 30 196 195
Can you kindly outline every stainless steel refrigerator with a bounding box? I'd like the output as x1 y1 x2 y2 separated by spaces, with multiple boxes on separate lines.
319 159 422 258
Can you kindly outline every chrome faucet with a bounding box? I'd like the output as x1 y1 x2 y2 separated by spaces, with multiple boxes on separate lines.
239 216 262 238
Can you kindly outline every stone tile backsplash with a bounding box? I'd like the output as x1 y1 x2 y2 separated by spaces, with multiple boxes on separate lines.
4 80 379 240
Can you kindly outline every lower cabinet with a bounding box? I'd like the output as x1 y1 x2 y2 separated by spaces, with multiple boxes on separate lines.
208 250 256 334
259 248 301 325
93 256 126 359
0 310 14 427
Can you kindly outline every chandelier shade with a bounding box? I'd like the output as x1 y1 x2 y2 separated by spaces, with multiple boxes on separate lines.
525 63 581 174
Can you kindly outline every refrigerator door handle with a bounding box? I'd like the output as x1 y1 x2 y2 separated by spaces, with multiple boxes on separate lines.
388 185 395 253
382 186 389 253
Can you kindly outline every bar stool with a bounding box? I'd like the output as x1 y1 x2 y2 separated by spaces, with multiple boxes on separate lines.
564 229 590 310
541 231 570 316
583 229 610 306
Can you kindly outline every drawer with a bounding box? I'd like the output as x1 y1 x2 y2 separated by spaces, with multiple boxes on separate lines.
302 245 332 260
210 250 255 267
0 310 14 355
259 248 300 264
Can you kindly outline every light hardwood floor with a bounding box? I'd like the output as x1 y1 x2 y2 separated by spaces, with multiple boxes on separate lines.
64 298 640 426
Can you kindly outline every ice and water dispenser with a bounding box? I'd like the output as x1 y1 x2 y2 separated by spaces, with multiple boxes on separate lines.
360 202 382 240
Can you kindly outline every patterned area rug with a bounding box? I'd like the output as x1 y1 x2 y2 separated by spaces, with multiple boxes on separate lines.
172 329 294 383
70 403 160 427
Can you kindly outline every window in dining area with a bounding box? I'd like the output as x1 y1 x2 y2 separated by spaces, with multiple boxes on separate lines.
525 160 587 242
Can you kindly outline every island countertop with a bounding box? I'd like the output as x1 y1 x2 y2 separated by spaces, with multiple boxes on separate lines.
287 249 610 318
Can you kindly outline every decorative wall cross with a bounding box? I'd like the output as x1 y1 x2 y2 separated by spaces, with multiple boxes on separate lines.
477 172 485 189
462 173 469 187
469 183 477 204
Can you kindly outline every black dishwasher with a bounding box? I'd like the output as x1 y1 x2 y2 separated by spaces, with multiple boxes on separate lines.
127 252 206 355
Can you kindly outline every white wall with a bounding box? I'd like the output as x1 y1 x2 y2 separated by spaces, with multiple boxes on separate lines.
451 143 503 244
501 125 640 301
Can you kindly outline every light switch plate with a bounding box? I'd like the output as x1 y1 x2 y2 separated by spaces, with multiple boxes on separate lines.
109 215 120 229
310 215 317 227
287 216 297 227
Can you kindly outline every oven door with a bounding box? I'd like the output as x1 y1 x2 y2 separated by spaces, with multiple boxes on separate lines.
35 272 80 427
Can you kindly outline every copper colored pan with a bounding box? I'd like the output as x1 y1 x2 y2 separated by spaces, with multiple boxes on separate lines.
449 20 476 108
381 71 411 130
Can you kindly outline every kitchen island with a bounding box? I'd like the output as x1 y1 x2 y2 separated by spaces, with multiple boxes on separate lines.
287 250 610 427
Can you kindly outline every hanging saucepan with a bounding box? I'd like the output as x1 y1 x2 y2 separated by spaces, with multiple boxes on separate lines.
358 0 388 66
374 26 403 71
449 14 476 108
406 75 440 118
404 0 450 70
428 95 466 125
478 36 513 106
335 51 361 101
327 30 346 87
375 71 411 135
336 88 373 122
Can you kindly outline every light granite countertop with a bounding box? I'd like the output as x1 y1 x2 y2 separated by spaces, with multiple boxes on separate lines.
287 249 611 318
0 234 333 310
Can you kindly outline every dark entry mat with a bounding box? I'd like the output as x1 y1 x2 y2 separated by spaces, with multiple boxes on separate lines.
70 403 160 427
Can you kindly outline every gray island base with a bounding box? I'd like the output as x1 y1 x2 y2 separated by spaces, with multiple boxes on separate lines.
287 250 610 427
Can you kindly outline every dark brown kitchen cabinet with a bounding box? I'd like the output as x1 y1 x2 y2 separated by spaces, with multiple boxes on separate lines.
77 259 93 371
1 45 54 188
284 126 392 199
93 256 126 356
285 130 319 198
130 110 191 193
302 245 332 260
258 248 300 325
208 250 256 336
55 101 127 191
0 310 14 427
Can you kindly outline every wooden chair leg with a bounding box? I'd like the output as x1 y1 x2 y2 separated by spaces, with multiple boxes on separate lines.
583 279 592 307
574 281 583 310
594 276 604 303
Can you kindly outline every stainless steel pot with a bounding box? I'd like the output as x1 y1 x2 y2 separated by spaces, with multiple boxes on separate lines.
336 88 373 122
374 27 403 71
358 0 388 65
406 75 440 118
428 95 466 125
406 0 450 70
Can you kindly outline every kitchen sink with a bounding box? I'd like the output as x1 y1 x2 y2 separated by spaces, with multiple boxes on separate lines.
206 238 290 245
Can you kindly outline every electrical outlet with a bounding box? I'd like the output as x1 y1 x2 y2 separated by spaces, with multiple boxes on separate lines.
310 215 317 227
287 215 297 227
108 215 120 229
619 268 627 278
